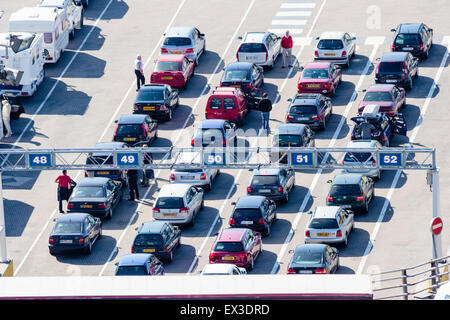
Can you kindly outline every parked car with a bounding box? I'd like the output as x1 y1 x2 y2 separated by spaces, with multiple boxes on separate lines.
204 87 249 125
67 177 123 219
285 93 332 130
236 31 281 69
391 23 433 59
191 119 237 147
199 263 247 275
314 32 356 67
229 196 277 236
131 221 181 263
247 168 295 203
375 52 419 90
209 228 262 270
133 84 179 121
358 84 406 117
161 26 206 65
220 62 264 96
115 253 164 276
48 213 101 255
305 206 354 247
85 142 128 184
152 184 204 226
271 123 315 163
150 54 195 90
297 62 342 97
287 244 339 274
341 139 383 180
113 114 158 146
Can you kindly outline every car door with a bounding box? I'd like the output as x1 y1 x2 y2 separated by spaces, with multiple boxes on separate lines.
408 53 418 77
145 116 157 141
326 246 338 272
87 215 100 241
342 209 353 235
287 169 295 190
84 217 94 244
165 224 177 252
391 113 407 136
104 182 115 208
245 231 256 258
271 33 281 58
224 121 235 142
304 127 315 147
344 33 355 57
189 186 201 214
391 87 401 112
195 28 205 55
252 65 263 88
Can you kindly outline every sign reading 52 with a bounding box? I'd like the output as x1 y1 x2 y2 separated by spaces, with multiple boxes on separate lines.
116 152 140 166
378 152 402 167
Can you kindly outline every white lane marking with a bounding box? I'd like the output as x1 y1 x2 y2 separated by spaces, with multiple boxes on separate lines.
268 28 303 35
356 44 449 275
271 19 308 26
13 0 189 276
281 3 316 9
276 11 312 17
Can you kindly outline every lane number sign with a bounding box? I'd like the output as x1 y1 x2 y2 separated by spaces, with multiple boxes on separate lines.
116 152 139 166
29 153 52 168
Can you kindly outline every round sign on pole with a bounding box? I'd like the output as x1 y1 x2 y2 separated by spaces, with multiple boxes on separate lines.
430 217 443 236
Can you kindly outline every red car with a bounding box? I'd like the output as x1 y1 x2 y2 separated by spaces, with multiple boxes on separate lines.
358 84 406 116
150 54 195 89
205 87 248 125
297 62 342 97
209 228 262 271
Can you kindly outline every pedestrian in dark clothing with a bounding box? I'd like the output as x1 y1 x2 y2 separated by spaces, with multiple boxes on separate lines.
135 55 145 91
55 170 75 213
127 169 140 201
359 118 376 140
258 93 272 133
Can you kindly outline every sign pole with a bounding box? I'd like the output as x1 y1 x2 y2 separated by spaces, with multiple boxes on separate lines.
432 169 442 260
0 171 8 262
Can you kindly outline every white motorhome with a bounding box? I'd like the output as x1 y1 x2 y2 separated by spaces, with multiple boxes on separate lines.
0 32 45 97
39 0 83 40
9 6 69 64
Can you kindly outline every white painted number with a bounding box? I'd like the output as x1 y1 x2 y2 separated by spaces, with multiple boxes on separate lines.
383 155 399 164
207 155 222 164
120 155 136 164
296 154 309 164
32 155 48 165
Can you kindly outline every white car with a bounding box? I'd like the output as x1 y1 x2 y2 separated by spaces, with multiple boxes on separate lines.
236 32 281 69
152 184 204 226
342 140 382 180
199 264 247 275
39 0 83 39
304 206 354 247
170 152 219 191
161 26 206 65
314 32 356 68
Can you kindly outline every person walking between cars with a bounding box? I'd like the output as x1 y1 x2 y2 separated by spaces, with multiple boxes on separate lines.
258 93 272 133
127 169 140 201
55 170 75 213
281 30 293 68
135 55 145 91
359 118 376 140
2 99 12 137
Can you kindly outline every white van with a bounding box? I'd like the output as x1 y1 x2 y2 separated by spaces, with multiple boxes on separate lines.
8 7 70 64
39 0 83 40
0 32 45 97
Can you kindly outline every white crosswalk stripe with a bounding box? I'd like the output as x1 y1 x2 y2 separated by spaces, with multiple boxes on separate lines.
280 3 316 9
268 28 303 35
271 19 308 26
275 11 312 17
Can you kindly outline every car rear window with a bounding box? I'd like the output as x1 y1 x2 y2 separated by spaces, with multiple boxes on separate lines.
394 33 421 45
378 62 404 73
116 124 143 136
134 234 163 247
302 68 330 79
224 98 236 110
116 266 147 276
86 156 113 165
363 91 393 101
309 218 339 229
155 197 184 209
344 152 373 163
214 241 244 252
233 208 262 219
222 70 250 82
208 97 222 109
197 128 224 141
251 175 278 186
174 169 203 173
163 37 192 46
72 186 105 198
155 61 181 72
274 134 302 147
137 89 165 101
290 105 318 115
53 222 83 234
238 43 266 53
293 251 324 264
330 184 362 196
317 39 344 50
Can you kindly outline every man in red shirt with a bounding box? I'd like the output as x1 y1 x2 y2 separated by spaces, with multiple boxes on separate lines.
55 170 75 213
281 30 294 68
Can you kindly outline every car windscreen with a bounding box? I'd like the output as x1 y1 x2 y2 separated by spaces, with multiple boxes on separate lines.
232 208 262 219
214 241 244 252
53 222 83 234
394 33 421 45
137 89 165 100
378 62 404 73
72 186 105 198
251 175 278 186
163 37 192 46
116 124 143 136
363 91 393 101
222 70 250 82
302 68 330 79
289 105 318 115
155 61 181 72
344 152 373 163
238 43 266 53
155 197 184 209
293 251 324 264
330 184 362 196
309 218 339 229
274 134 302 147
133 234 163 246
174 168 203 173
115 266 147 276
317 39 344 50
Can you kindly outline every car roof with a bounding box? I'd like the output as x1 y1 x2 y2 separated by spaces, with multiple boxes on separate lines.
197 119 226 129
397 23 423 34
294 243 328 253
367 84 395 92
218 228 248 242
55 213 90 223
346 140 379 148
158 183 192 197
381 52 409 62
319 31 346 40
291 94 320 106
39 0 66 7
275 123 307 134
156 54 185 62
138 221 167 234
211 87 241 96
77 177 109 187
202 264 234 273
140 84 167 91
225 62 253 71
304 62 331 69
242 32 267 43
118 114 148 124
332 173 364 185
166 26 195 37
235 196 266 208
118 253 151 266
92 142 127 157
313 206 341 218
252 168 281 176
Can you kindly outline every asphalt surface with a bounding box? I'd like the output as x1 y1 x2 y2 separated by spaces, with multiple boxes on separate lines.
1 0 449 290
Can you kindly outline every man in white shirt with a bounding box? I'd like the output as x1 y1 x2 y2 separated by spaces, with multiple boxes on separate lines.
134 55 145 91
2 99 12 137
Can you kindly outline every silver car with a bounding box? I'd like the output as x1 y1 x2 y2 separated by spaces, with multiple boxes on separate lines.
314 32 356 68
199 263 247 275
304 206 354 246
236 32 281 69
341 140 382 180
170 152 219 191
161 26 206 65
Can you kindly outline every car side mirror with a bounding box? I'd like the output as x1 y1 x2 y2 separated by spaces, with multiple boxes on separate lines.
200 33 205 37
298 66 304 71
390 28 396 32
237 36 243 40
197 270 202 274
231 202 236 205
368 178 374 183
352 37 356 40
362 89 367 93
327 180 332 184
429 28 433 32
134 227 138 230
307 210 313 215
114 262 119 266
114 120 118 123
288 249 294 254
249 168 254 171
315 36 320 40
287 98 292 102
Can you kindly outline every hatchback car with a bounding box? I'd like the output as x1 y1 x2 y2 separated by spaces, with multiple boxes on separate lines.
191 119 237 147
152 184 204 226
375 52 419 90
85 142 128 184
48 213 102 255
67 177 123 219
358 84 406 117
113 114 158 146
391 23 433 59
199 263 247 275
326 173 374 213
161 26 206 65
287 244 339 274
247 168 295 203
205 87 249 125
285 93 332 130
341 140 382 180
150 55 195 90
170 151 219 191
229 196 277 236
209 228 262 270
131 221 181 263
236 32 281 68
314 32 356 67
133 84 179 121
220 62 264 96
115 253 164 276
297 62 342 97
271 123 315 163
305 206 354 247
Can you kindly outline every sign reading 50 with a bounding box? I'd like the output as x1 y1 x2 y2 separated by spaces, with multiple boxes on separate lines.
203 153 225 166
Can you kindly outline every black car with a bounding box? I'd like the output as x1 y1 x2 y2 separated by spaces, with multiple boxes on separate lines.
287 244 339 274
326 173 374 213
391 23 433 59
375 52 418 90
67 177 123 219
271 123 316 163
285 93 332 130
85 142 128 184
229 196 277 236
113 114 158 146
48 213 102 255
131 221 181 263
247 168 295 203
133 84 179 121
220 62 264 97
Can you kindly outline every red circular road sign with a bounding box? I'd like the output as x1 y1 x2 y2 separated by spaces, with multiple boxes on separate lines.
431 217 443 236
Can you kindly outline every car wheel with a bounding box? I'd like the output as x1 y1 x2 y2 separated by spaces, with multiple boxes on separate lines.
176 97 180 107
414 68 419 78
341 235 348 247
247 255 254 271
166 108 173 121
177 238 181 248
106 208 113 220
364 201 369 213
264 225 271 237
98 227 102 240
205 180 212 192
259 242 263 254
375 170 381 181
200 199 205 209
49 250 56 256
273 212 277 222
321 118 327 130
85 240 92 254
330 86 336 98
69 27 75 40
336 258 340 271
282 192 289 203
406 78 413 90
119 190 123 202
343 58 350 68
167 250 173 263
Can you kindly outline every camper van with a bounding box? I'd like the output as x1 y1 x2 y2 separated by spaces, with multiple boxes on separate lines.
0 32 45 97
8 7 70 64
39 0 83 40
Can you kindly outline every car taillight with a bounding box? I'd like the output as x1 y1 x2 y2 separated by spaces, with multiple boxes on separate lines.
113 124 119 136
78 237 85 244
152 207 160 213
179 207 189 213
222 138 227 146
372 158 377 164
191 139 195 146
420 43 425 51
375 63 380 77
391 44 395 51
245 83 252 89
287 268 297 274
200 173 207 180
305 230 310 237
84 171 88 177
21 92 29 96
164 246 169 253
324 82 332 89
131 246 134 253
265 48 268 61
312 115 321 121
327 196 333 202
161 48 168 53
67 203 74 209
247 186 252 193
277 186 283 193
336 230 342 237
314 50 318 57
286 115 294 121
98 203 106 209
185 48 194 53
159 104 167 110
133 105 139 110
403 62 408 75
315 268 327 274
170 174 175 180
357 195 364 201
341 50 347 57
350 135 354 140
258 218 265 224
237 252 248 260
176 73 184 80
230 218 236 225
49 236 54 244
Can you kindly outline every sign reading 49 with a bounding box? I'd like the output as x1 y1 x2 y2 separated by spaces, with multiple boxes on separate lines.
116 152 140 167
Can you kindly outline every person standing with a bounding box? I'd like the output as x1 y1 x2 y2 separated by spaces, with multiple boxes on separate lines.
281 30 293 68
2 99 12 137
55 170 74 213
134 55 145 91
127 169 140 201
258 93 272 133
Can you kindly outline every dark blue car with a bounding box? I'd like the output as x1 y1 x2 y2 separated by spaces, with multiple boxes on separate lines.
48 213 102 255
115 254 165 276
287 244 339 274
191 119 237 147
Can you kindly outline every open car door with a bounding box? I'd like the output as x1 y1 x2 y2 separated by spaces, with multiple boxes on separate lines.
391 113 407 136
245 88 263 109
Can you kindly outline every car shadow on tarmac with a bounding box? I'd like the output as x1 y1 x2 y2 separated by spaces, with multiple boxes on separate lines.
418 44 450 69
375 169 407 189
57 52 107 78
249 250 279 274
314 113 349 140
263 57 299 80
196 51 223 75
67 26 107 51
400 103 421 132
330 80 356 107
204 173 236 201
343 54 371 76
157 105 194 130
260 218 293 246
337 227 370 258
179 74 208 98
163 243 198 274
335 265 355 274
3 198 34 237
355 196 394 223
84 0 129 21
406 75 440 99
